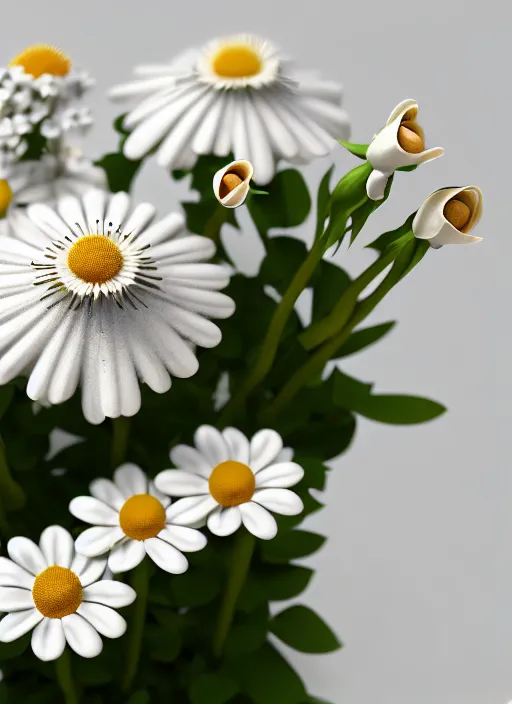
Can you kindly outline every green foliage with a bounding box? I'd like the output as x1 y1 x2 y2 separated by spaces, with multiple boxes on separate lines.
95 114 142 193
0 146 444 703
333 369 446 424
271 605 341 653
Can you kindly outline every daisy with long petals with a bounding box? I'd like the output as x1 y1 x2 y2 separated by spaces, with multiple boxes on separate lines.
0 188 234 424
108 34 350 184
0 525 135 661
70 463 207 574
155 426 304 541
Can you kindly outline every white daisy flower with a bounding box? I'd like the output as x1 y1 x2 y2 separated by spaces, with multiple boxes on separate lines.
0 525 136 661
0 188 234 424
70 463 207 574
154 426 305 541
108 34 350 184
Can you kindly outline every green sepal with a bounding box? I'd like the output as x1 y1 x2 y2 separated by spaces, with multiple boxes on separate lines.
338 141 369 159
349 172 394 245
322 161 373 249
366 214 416 254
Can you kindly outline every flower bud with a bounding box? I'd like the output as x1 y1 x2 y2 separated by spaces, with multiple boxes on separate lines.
412 186 483 248
366 99 444 201
213 160 254 208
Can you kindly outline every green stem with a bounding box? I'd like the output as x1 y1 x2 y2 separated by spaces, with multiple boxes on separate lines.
110 417 131 469
121 559 150 693
203 206 229 245
55 649 79 704
299 246 399 350
219 238 325 426
262 248 417 424
213 530 256 658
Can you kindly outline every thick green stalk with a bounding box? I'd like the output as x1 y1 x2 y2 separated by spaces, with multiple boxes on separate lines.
110 417 131 469
262 247 419 423
213 530 256 658
203 206 230 245
219 238 325 426
121 559 150 693
0 435 25 526
299 246 399 350
55 650 79 704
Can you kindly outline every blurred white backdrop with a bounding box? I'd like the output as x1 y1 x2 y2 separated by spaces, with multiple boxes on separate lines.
4 1 510 702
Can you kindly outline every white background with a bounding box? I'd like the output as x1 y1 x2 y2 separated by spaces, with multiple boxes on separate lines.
5 1 510 702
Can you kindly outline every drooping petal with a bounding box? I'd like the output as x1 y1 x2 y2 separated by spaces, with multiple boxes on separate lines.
107 539 145 574
62 613 103 658
144 537 189 574
207 506 242 537
0 608 43 642
239 502 278 540
31 617 66 662
78 602 127 639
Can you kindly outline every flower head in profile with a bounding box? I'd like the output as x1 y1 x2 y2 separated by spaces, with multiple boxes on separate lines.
0 188 234 424
213 159 253 208
155 426 304 540
0 525 135 661
70 463 207 574
108 34 350 184
366 99 444 200
413 186 483 248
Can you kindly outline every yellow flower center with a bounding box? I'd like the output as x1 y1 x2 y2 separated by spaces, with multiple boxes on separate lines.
67 235 124 285
208 460 255 507
9 44 71 78
212 44 262 78
119 494 166 541
32 566 83 619
0 180 13 217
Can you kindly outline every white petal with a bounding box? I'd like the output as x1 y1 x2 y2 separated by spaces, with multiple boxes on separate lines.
74 527 124 558
222 428 250 465
249 430 283 473
107 539 145 574
82 580 136 608
89 478 125 511
239 503 278 540
144 537 188 574
78 602 127 639
69 497 120 527
122 202 156 239
0 608 43 642
0 586 34 611
7 537 47 575
0 557 34 589
194 425 229 467
70 554 107 587
39 526 74 568
153 470 208 497
148 480 171 508
207 507 242 537
255 462 304 489
252 488 304 516
169 444 212 477
113 463 148 497
158 525 207 552
165 495 217 526
62 613 103 658
31 618 65 661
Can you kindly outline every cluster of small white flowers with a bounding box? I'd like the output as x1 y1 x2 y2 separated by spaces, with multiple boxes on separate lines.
0 65 94 174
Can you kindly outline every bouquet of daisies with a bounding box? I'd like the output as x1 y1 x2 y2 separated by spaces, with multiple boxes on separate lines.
0 37 482 704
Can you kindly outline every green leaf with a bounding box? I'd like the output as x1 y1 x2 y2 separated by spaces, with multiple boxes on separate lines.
311 259 351 323
0 633 30 659
229 643 307 704
261 565 314 600
248 169 311 235
339 141 368 159
367 214 415 254
145 624 182 663
315 165 335 239
259 236 307 292
171 566 222 607
182 200 238 236
333 369 446 424
189 672 239 704
322 161 372 249
271 605 341 653
224 604 269 657
262 530 326 563
336 321 396 358
95 151 141 193
75 658 113 686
